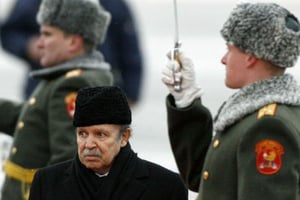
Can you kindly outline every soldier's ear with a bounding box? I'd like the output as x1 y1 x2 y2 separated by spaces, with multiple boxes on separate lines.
68 34 84 52
246 54 258 68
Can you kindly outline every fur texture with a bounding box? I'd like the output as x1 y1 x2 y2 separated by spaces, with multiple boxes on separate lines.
221 3 300 68
37 0 111 47
214 74 300 132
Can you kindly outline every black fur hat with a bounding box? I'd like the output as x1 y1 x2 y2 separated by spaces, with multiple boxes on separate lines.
221 3 300 68
37 0 111 48
73 86 131 127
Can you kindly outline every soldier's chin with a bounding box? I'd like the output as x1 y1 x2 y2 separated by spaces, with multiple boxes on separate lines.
40 59 50 68
40 58 57 68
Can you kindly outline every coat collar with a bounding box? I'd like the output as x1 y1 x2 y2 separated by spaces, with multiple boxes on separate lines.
30 50 110 79
214 74 300 132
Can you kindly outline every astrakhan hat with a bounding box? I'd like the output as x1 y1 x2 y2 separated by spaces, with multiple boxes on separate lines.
73 86 132 127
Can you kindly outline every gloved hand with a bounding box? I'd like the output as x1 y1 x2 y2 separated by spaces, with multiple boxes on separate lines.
162 50 203 108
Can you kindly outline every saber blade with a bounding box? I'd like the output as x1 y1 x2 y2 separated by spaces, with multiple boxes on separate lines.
172 0 182 92
173 0 180 47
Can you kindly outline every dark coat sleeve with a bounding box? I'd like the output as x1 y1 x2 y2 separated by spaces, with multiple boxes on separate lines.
29 170 42 200
0 99 23 135
166 94 213 191
141 160 188 200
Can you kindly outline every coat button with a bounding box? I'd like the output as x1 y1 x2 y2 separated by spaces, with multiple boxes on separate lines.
203 171 209 180
18 121 24 129
29 97 36 105
11 147 17 154
213 139 220 148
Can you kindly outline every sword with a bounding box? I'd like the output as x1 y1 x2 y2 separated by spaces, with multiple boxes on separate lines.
171 0 182 92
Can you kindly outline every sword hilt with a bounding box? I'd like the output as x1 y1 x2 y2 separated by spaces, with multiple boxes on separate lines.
172 41 182 92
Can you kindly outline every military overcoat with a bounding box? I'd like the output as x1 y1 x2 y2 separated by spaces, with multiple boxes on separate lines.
166 74 300 200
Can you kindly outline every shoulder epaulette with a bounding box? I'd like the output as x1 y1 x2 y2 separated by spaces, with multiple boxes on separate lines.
65 69 83 78
257 103 278 119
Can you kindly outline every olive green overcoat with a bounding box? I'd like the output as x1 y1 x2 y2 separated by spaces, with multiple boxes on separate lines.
167 94 300 200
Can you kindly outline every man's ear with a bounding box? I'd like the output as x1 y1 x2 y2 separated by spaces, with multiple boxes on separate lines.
68 34 84 52
120 128 131 147
246 54 258 68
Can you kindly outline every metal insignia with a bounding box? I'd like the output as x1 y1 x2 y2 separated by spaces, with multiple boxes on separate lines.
64 92 77 118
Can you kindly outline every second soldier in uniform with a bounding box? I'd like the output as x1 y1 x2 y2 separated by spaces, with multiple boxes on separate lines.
0 0 112 199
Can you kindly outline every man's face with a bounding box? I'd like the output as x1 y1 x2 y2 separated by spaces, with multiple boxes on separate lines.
37 25 72 67
221 43 250 89
77 124 129 174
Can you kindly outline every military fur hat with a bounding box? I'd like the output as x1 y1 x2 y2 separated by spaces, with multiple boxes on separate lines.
221 3 300 68
73 86 132 127
37 0 111 47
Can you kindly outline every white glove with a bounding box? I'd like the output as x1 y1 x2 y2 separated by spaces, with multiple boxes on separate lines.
162 50 203 108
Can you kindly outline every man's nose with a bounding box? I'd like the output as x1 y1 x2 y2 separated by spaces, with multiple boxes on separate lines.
221 55 226 65
37 37 44 49
85 136 96 148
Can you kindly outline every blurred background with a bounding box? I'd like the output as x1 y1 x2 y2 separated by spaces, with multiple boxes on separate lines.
1 0 300 199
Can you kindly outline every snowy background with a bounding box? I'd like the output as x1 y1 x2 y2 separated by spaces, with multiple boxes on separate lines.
1 0 300 199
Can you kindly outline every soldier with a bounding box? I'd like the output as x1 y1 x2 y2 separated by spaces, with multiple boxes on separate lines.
1 0 144 105
0 0 112 199
162 2 300 200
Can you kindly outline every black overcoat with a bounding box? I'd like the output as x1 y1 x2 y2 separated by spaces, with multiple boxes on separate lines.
29 145 188 200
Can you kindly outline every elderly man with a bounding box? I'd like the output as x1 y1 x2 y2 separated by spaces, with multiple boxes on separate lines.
0 0 113 199
29 86 188 200
162 2 300 200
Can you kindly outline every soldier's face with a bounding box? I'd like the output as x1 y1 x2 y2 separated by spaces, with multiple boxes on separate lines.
221 43 252 89
37 25 73 68
76 124 130 174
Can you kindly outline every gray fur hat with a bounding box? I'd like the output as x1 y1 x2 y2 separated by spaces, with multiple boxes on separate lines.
37 0 111 47
221 3 300 68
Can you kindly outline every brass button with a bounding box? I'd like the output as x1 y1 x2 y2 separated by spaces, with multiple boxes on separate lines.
18 121 24 129
29 97 36 105
213 139 220 148
203 171 209 180
11 147 17 154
